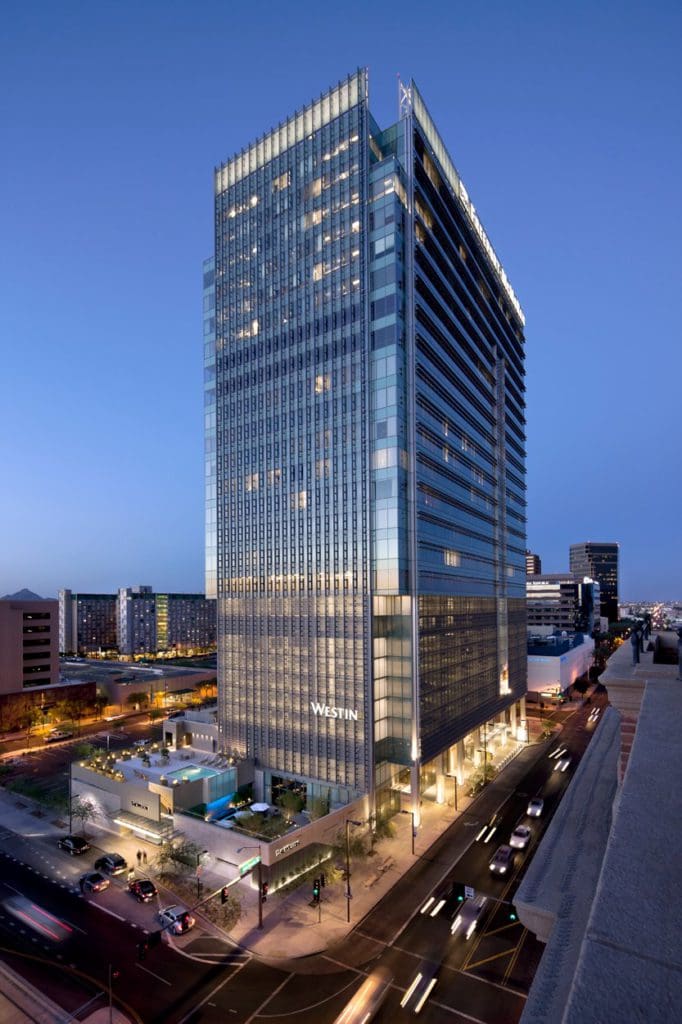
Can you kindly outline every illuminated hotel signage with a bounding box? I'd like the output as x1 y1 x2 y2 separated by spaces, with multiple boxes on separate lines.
275 840 301 858
310 702 359 721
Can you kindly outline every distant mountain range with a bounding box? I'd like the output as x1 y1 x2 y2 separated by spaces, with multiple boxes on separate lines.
1 588 46 601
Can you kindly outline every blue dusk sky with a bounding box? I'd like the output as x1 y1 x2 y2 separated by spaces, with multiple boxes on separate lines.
1 1 680 602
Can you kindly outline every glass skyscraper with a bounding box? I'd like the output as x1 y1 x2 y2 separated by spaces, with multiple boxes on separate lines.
570 542 619 624
211 70 527 818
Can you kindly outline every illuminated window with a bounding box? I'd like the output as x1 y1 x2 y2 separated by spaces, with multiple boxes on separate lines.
245 473 259 492
272 171 290 192
444 550 461 567
314 374 331 394
306 178 322 200
312 263 323 282
304 209 323 228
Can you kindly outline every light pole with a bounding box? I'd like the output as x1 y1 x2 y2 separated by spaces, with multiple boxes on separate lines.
400 809 416 855
196 849 208 899
237 845 263 929
108 964 119 1024
345 819 362 923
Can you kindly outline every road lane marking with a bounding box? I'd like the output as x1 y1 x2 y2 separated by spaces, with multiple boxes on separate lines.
136 964 171 986
90 904 125 922
243 973 293 1024
463 947 515 970
502 928 527 984
176 960 249 1024
483 921 522 938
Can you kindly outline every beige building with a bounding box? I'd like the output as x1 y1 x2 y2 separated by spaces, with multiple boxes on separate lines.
0 591 60 696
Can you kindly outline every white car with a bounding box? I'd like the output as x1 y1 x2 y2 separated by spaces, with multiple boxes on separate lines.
158 905 195 935
554 756 572 773
509 825 531 850
489 845 514 876
527 797 544 818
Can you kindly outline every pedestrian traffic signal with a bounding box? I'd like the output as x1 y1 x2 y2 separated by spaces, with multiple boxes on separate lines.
261 882 269 903
312 878 320 902
137 941 148 962
452 882 466 902
221 886 229 905
320 873 326 888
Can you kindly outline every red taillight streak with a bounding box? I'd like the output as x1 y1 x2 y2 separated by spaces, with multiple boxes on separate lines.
14 908 63 941
30 903 73 931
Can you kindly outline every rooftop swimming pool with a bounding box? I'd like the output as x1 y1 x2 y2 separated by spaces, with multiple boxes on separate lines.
165 764 219 781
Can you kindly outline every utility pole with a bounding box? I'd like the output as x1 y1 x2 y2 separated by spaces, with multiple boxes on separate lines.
345 819 362 923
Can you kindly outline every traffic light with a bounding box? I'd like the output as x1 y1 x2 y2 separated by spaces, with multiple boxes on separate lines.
221 886 229 905
312 878 320 902
137 941 148 962
508 905 518 922
451 882 466 902
261 882 269 904
320 873 326 888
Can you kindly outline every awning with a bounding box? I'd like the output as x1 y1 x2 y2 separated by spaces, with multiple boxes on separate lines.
112 811 173 842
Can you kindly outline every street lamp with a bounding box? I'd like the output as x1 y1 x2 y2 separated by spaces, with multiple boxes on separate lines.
400 809 417 855
345 819 362 923
237 845 263 930
193 847 206 897
108 964 120 1024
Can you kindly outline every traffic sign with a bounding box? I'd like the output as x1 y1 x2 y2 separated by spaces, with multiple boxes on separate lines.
238 855 261 877
464 885 475 899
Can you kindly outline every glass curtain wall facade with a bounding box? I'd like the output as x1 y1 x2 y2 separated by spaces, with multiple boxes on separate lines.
214 73 372 802
204 257 217 600
212 71 526 814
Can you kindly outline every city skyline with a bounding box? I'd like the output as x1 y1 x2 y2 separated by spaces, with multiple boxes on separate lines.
1 1 681 601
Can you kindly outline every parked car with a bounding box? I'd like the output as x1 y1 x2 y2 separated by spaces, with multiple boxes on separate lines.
94 853 128 876
509 825 532 850
79 871 110 894
527 797 545 818
129 879 158 903
158 905 195 935
57 835 90 856
489 845 515 876
46 729 74 743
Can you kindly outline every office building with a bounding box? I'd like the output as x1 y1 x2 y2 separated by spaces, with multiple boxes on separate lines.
117 587 216 658
526 573 599 635
526 631 594 699
212 71 527 819
525 550 541 575
59 590 118 655
0 591 60 693
569 542 619 623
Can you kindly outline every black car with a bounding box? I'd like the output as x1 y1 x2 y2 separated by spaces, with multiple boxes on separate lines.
129 879 158 903
94 853 128 875
57 835 90 856
79 871 110 894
